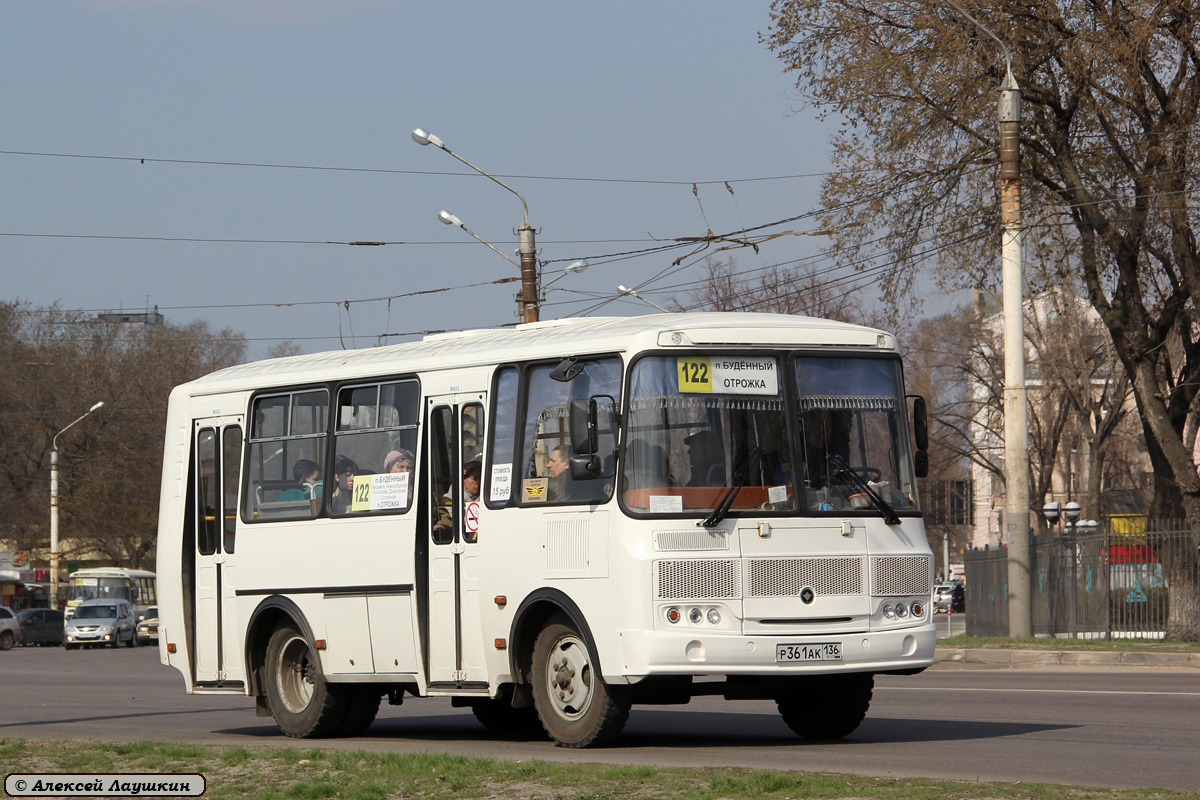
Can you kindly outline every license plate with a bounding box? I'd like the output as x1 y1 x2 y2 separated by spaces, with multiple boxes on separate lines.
775 642 841 662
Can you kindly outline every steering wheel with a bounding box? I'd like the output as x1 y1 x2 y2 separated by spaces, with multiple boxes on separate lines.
836 465 882 483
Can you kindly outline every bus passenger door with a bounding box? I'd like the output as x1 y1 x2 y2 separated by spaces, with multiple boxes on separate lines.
425 397 487 689
192 418 243 687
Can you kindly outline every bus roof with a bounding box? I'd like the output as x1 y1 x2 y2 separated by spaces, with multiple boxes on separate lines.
68 567 156 578
177 312 894 396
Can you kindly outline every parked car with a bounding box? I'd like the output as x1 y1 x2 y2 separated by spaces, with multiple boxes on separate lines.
933 584 954 613
16 608 64 646
63 599 137 649
0 606 23 650
136 606 159 645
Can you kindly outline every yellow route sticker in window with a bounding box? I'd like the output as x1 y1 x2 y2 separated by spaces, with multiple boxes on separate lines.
677 357 713 393
351 478 371 512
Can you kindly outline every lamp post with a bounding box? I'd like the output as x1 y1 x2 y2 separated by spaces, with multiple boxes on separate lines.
616 285 670 313
50 401 104 606
412 128 539 323
541 260 588 295
944 0 1030 638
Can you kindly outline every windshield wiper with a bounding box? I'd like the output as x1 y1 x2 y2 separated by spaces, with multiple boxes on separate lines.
699 447 764 528
829 454 901 525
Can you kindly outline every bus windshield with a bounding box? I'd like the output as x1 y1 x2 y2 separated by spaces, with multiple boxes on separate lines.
621 353 918 517
623 354 791 514
793 355 918 515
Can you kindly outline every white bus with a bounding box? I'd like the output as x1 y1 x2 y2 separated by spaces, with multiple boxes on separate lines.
65 567 157 621
156 312 935 747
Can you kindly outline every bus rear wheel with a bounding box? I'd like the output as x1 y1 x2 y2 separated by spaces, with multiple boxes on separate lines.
776 673 874 740
531 619 629 748
264 623 348 738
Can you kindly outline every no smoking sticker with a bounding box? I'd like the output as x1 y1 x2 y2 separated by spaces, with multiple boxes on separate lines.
464 500 480 533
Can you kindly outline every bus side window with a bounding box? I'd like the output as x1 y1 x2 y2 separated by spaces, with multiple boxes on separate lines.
429 406 456 544
485 366 518 508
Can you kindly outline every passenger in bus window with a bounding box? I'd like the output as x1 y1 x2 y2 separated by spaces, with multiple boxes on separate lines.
684 430 726 486
277 459 322 501
462 460 481 501
384 448 415 503
329 457 359 514
546 445 569 501
384 449 414 476
800 408 847 490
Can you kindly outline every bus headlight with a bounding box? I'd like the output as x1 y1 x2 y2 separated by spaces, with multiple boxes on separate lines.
688 607 703 624
896 603 909 618
883 603 896 619
665 606 681 624
706 607 721 625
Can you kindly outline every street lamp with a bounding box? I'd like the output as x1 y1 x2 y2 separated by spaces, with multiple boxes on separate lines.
438 210 520 269
541 260 588 294
413 128 539 323
51 401 104 606
616 285 670 313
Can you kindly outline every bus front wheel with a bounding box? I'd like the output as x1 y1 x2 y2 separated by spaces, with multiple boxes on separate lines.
530 618 629 748
263 623 347 738
776 673 874 740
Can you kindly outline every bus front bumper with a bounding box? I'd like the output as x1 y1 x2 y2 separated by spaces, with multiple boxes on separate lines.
613 623 936 679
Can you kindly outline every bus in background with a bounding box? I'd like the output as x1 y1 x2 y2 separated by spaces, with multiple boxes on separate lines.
65 567 157 622
156 312 935 748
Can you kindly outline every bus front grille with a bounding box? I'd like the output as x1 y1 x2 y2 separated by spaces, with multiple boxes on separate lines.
871 555 932 596
746 557 862 597
655 559 740 600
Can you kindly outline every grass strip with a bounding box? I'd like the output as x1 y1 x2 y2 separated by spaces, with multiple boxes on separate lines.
1 738 1195 800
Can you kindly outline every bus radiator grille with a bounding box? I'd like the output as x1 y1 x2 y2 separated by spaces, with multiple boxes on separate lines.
655 559 740 600
746 557 862 597
870 556 932 596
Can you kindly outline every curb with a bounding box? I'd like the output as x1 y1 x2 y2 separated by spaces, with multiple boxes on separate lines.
934 647 1200 668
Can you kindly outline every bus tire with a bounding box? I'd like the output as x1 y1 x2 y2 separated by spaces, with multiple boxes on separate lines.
776 673 873 740
336 686 382 736
531 618 629 748
263 623 347 738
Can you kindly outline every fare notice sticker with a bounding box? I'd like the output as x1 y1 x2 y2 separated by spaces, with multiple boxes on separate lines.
678 356 778 396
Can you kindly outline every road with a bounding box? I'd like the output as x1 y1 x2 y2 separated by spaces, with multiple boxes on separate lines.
1 645 1196 791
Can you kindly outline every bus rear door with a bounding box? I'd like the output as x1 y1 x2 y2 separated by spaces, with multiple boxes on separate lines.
424 396 487 690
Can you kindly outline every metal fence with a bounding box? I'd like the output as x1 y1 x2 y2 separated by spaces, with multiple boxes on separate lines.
964 521 1197 640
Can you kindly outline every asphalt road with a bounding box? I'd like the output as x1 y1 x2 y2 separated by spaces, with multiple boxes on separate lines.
1 645 1197 791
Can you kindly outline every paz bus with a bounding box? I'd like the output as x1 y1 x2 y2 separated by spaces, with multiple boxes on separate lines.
155 312 935 747
64 567 157 621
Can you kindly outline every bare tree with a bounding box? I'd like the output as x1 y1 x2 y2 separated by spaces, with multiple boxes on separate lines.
676 256 884 326
764 0 1200 639
0 302 246 571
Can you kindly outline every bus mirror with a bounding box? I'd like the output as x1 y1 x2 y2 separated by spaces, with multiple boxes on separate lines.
914 450 928 478
569 453 602 480
569 397 598 455
909 395 928 451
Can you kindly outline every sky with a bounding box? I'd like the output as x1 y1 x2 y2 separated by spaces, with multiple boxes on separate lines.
1 0 912 358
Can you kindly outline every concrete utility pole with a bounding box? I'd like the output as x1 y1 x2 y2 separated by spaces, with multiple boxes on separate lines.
999 67 1031 638
412 129 539 323
943 1 1031 636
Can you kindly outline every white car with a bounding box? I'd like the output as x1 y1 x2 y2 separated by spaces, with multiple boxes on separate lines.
0 606 23 650
933 584 954 613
